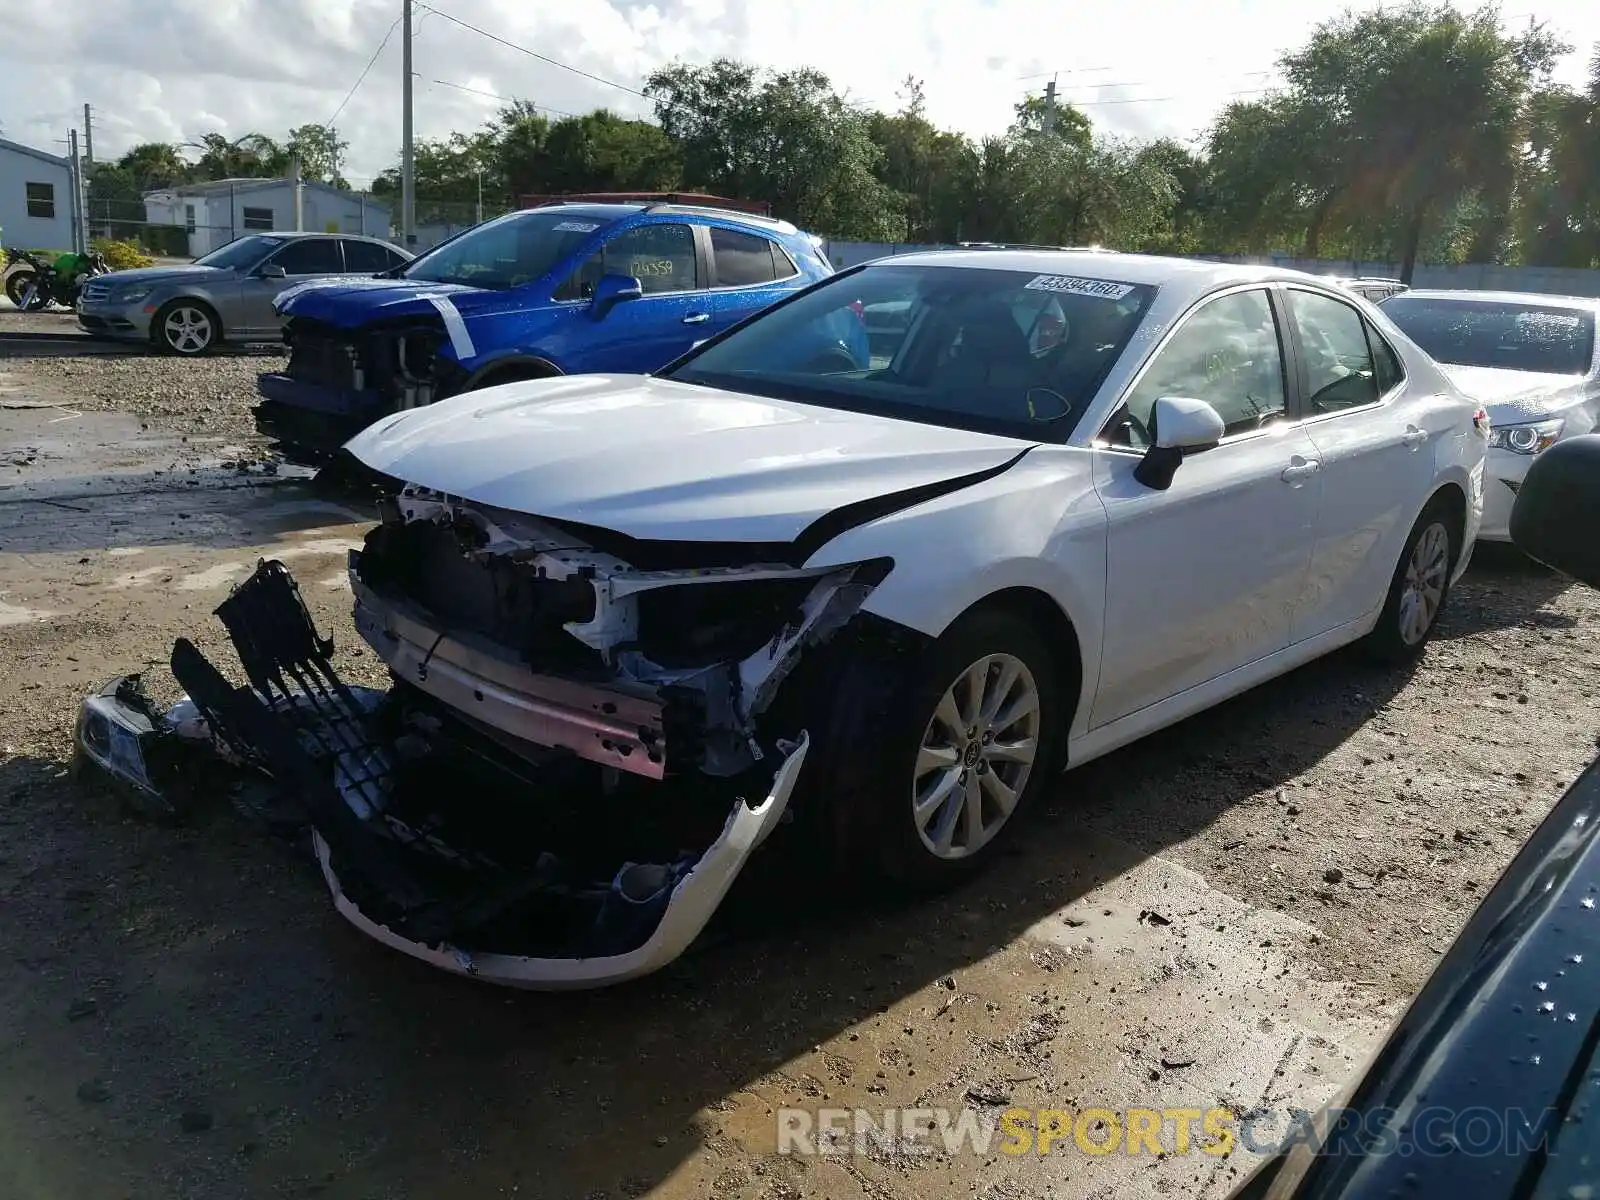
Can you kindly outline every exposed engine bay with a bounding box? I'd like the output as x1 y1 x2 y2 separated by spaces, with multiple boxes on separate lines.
73 490 893 988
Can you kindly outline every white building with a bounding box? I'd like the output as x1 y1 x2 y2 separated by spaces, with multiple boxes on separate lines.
142 178 393 257
0 136 75 252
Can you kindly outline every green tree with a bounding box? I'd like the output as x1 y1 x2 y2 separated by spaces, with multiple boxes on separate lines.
189 132 289 180
116 142 189 191
867 77 982 242
645 58 907 239
1514 48 1600 267
286 123 349 187
528 110 682 195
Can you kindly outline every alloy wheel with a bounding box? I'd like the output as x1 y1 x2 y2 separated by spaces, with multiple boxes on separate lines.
163 307 213 354
1398 521 1450 645
912 652 1041 861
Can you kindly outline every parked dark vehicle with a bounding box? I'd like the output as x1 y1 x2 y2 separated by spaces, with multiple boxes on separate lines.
4 248 108 311
1230 434 1600 1199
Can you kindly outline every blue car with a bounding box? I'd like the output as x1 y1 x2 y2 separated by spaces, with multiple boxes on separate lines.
254 200 855 461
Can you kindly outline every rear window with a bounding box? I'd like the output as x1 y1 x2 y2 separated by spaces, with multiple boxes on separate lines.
1383 297 1596 375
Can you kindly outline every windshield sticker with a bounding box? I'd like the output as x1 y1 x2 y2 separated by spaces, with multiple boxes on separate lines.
552 221 600 233
1023 274 1135 300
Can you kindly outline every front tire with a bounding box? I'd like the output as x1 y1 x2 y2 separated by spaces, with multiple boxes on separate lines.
809 607 1066 891
1361 497 1460 665
154 300 219 356
5 269 35 308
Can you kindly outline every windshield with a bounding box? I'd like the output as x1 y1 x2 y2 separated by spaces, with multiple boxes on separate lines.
1382 296 1596 375
193 235 284 270
401 210 613 290
663 264 1156 440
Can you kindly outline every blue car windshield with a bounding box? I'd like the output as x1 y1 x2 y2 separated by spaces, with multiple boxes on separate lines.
664 263 1156 441
401 211 610 290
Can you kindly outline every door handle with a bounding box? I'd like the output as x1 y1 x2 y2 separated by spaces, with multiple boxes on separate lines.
1280 456 1322 484
682 312 710 325
1401 425 1428 449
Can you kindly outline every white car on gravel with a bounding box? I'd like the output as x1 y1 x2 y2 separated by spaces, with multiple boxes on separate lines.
1379 289 1599 541
94 250 1487 990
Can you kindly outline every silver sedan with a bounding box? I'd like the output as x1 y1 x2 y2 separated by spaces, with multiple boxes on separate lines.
76 232 412 355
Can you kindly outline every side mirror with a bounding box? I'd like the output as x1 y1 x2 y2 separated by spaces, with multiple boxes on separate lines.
257 263 288 279
1509 434 1600 589
1133 396 1226 491
589 273 643 319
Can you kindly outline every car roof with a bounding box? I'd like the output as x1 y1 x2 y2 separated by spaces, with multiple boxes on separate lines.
520 201 804 236
863 249 1348 303
1395 289 1600 311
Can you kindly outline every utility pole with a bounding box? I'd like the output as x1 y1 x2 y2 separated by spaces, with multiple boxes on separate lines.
83 103 94 165
401 0 415 246
475 167 483 225
68 128 87 253
1042 77 1058 135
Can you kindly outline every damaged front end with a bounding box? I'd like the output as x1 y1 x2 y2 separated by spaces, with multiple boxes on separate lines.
255 317 463 464
76 493 891 988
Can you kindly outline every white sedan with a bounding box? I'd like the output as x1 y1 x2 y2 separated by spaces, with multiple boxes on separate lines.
1379 289 1600 541
163 251 1489 988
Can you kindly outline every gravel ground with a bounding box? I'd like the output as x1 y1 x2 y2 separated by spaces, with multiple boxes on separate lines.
1 353 1598 1199
1 344 283 448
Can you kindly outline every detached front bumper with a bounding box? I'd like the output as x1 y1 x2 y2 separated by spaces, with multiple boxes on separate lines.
315 735 808 990
73 559 812 990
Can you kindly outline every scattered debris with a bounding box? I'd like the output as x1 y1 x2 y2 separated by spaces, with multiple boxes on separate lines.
66 997 98 1021
1138 909 1172 927
1323 868 1345 884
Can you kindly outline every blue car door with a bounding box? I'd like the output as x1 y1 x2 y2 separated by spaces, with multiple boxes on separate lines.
549 221 710 374
698 225 808 340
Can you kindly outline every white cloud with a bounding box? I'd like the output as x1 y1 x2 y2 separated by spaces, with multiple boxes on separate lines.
3 0 1595 186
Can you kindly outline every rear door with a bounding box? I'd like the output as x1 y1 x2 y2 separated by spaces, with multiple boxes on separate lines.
237 238 345 336
1285 286 1438 641
550 221 709 372
699 225 805 339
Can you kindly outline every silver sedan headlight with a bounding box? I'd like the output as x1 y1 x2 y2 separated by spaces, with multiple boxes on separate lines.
112 285 155 304
1488 417 1564 455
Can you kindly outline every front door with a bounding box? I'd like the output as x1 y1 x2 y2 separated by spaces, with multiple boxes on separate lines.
550 222 708 373
236 238 346 337
1091 286 1323 727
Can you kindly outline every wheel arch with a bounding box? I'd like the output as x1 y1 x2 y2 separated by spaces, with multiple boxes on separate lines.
1424 480 1469 567
948 585 1086 750
463 354 564 390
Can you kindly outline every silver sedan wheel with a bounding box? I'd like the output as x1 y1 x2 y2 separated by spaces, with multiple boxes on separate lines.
1398 521 1450 645
162 306 214 354
912 653 1041 861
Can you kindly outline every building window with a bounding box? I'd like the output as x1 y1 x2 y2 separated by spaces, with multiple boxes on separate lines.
25 182 55 219
184 203 196 232
242 207 274 231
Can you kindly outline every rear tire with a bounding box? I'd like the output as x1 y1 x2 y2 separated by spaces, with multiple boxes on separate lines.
1361 497 1460 665
5 269 35 308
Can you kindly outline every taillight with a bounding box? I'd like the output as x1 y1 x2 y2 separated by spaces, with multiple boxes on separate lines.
849 300 865 321
1472 407 1491 436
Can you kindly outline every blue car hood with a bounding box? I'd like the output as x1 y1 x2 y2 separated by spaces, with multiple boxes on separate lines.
274 276 495 327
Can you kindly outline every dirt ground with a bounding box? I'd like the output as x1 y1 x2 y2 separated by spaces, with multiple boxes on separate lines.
1 352 1597 1200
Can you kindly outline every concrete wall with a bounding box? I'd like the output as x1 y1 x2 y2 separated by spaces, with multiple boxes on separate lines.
821 242 1600 298
0 142 74 252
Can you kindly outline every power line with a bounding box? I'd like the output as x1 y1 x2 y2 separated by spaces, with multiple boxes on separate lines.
327 14 404 128
415 3 655 105
428 78 580 118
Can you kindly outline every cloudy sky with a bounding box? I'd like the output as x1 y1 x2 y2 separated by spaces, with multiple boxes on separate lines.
3 0 1597 188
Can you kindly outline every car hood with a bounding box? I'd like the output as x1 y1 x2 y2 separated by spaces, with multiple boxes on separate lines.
1437 364 1592 424
98 265 225 287
274 275 491 325
342 375 1035 547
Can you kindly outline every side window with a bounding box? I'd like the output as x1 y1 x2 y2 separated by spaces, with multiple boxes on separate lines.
1110 289 1286 448
556 223 698 300
1289 289 1381 414
342 239 393 273
387 247 411 271
270 239 343 276
1366 323 1405 395
711 227 788 287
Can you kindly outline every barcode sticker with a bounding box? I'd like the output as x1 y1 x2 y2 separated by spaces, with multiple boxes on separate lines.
1023 275 1135 300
